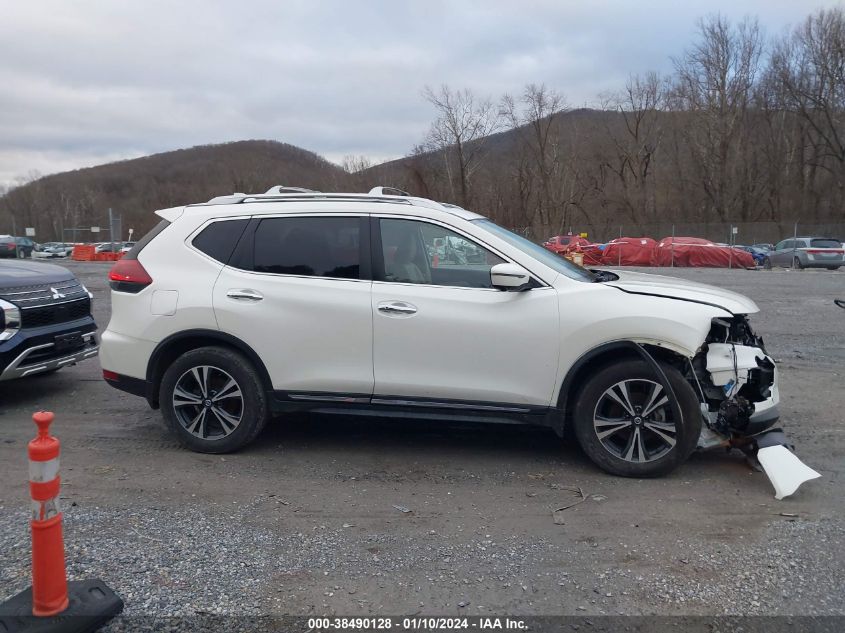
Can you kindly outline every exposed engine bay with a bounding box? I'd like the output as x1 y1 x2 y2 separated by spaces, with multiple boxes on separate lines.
686 315 819 497
692 315 777 436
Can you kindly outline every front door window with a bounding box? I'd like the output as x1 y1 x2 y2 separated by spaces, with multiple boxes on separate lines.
378 218 504 289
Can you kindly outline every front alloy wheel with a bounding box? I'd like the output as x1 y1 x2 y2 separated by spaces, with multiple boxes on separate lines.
593 379 676 463
573 359 700 477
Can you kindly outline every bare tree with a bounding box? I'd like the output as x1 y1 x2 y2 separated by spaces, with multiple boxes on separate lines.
598 72 667 227
771 7 845 219
501 84 576 232
341 155 373 173
422 85 501 208
672 15 765 221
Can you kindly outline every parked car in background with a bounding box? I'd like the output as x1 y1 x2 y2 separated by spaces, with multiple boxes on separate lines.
737 245 768 266
33 242 70 259
752 243 774 252
96 241 133 254
0 237 35 258
0 260 99 380
764 237 844 270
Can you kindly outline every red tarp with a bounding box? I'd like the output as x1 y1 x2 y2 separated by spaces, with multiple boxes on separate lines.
542 233 756 269
651 237 756 268
570 243 604 265
600 237 657 266
543 235 592 254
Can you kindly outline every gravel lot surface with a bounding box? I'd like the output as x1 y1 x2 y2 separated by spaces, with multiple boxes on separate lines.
0 261 843 623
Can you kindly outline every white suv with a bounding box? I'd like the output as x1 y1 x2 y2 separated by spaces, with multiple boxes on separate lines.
100 187 779 477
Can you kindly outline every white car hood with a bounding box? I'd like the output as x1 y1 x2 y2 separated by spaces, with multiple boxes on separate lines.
604 270 759 315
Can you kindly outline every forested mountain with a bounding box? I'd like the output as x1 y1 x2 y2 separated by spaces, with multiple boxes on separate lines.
2 9 843 243
0 141 349 239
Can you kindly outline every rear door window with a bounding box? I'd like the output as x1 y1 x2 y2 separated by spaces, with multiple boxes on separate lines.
251 216 361 279
193 219 249 263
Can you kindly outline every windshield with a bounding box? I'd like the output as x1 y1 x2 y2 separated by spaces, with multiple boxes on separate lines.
473 219 596 282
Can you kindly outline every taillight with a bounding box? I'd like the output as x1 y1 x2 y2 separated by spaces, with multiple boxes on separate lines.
108 259 152 293
807 249 844 254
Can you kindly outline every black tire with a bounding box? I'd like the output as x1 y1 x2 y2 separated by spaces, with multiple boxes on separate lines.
573 359 701 478
792 256 803 270
16 249 26 259
827 266 840 271
159 346 267 453
763 257 772 270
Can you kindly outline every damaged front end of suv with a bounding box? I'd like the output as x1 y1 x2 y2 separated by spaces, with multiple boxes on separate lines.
693 315 779 440
688 315 818 498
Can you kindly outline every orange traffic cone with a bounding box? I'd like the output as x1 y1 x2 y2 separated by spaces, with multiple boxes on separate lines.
0 411 124 632
28 411 69 616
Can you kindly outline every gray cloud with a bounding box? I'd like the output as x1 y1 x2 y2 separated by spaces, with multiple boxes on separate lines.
0 0 832 185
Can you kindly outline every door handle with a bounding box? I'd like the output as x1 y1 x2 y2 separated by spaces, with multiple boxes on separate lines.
377 301 417 315
226 289 264 302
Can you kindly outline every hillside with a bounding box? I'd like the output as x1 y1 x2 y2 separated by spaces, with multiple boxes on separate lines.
0 141 351 239
1 103 841 245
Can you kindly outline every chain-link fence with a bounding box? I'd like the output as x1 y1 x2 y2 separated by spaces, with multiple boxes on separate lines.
510 221 845 269
515 222 845 246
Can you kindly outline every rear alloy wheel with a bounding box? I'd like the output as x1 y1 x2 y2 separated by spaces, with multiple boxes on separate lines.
17 249 25 259
573 360 700 477
160 346 267 453
763 257 772 270
792 256 803 270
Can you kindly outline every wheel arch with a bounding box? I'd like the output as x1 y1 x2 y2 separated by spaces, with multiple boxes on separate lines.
553 340 692 436
146 329 273 408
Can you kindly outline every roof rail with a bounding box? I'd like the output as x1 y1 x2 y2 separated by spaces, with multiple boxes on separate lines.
368 186 411 197
265 186 320 194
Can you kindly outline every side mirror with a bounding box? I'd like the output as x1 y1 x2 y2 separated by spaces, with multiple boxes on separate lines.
490 263 531 290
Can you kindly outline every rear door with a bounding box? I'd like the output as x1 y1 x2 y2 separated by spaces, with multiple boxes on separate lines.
212 214 374 396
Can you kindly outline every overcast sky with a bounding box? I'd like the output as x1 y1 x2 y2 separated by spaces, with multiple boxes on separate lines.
0 0 837 186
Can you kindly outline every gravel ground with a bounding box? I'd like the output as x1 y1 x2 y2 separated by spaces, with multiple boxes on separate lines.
0 262 843 624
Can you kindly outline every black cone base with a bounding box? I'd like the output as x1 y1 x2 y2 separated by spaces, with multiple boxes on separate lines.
0 579 123 633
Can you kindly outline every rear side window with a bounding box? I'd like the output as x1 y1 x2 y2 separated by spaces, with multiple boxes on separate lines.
252 216 360 279
192 219 249 263
124 219 170 261
810 239 841 249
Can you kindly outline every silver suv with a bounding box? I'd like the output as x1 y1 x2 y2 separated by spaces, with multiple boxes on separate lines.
764 237 844 270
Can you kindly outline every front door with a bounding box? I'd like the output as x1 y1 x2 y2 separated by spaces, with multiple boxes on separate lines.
370 217 559 407
771 240 794 266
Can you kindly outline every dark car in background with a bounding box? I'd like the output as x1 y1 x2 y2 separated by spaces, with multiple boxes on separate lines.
738 245 768 266
0 260 99 380
0 237 36 258
764 237 844 270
